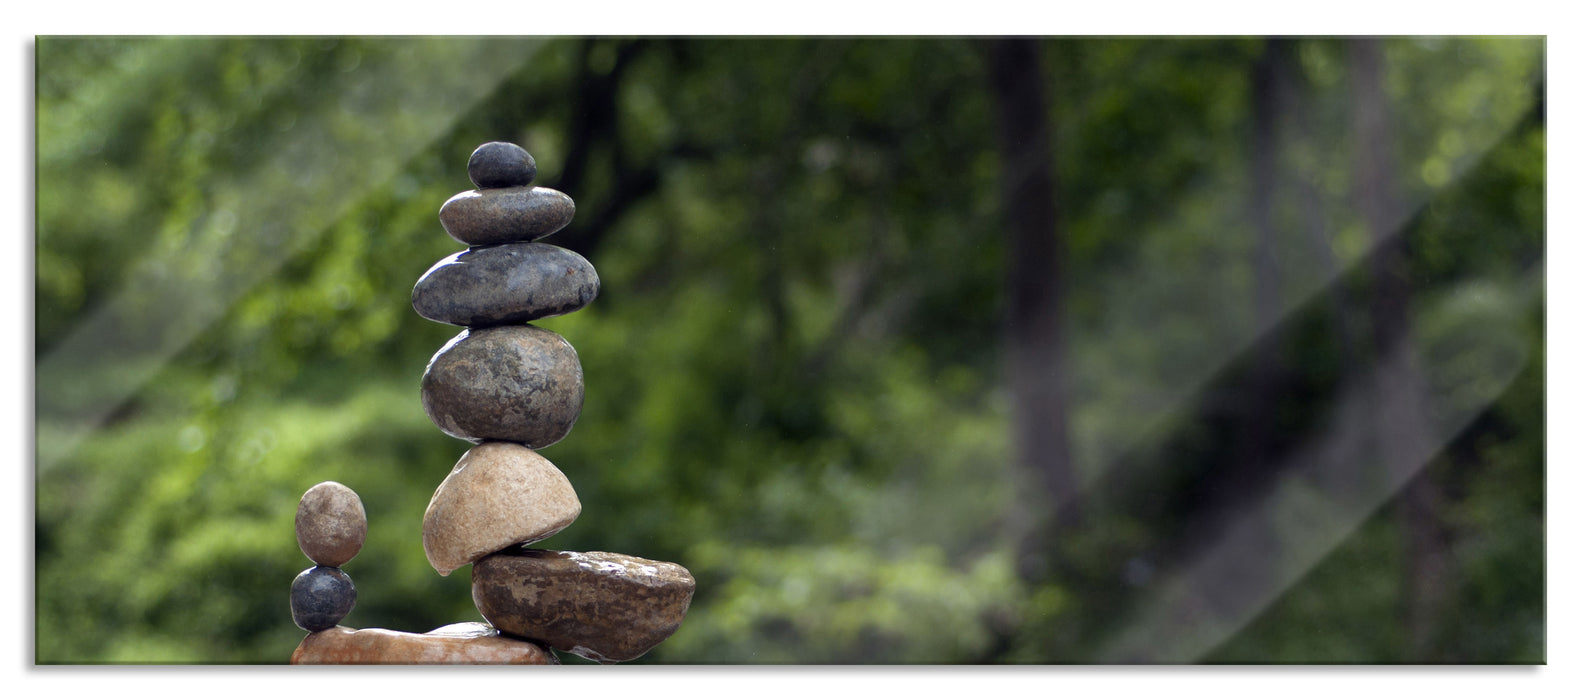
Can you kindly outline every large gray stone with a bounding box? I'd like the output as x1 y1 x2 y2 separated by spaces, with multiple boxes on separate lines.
412 243 599 328
421 325 584 447
472 548 695 663
294 481 366 567
290 623 558 665
423 442 581 576
439 186 575 247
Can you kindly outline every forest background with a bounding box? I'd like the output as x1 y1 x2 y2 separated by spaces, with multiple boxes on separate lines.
34 35 1545 664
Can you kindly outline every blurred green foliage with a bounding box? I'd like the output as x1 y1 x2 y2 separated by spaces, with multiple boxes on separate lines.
34 37 1543 664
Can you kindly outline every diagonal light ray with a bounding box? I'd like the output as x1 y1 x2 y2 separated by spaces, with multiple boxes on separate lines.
36 38 550 473
1092 264 1540 663
1054 72 1543 662
1066 89 1542 496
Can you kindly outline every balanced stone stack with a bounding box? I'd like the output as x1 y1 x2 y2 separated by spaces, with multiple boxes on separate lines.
290 481 365 634
292 141 693 665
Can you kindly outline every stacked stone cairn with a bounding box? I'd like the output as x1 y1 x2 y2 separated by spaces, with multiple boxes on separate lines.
289 142 694 665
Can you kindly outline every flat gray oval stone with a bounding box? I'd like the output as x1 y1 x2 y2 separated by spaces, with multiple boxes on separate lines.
439 186 575 247
421 325 583 447
412 243 599 328
472 549 696 663
469 142 536 189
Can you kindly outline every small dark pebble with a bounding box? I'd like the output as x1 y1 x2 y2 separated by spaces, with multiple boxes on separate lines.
291 566 357 633
469 142 537 189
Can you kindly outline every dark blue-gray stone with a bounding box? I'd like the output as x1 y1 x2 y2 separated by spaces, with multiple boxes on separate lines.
412 243 599 328
291 566 356 633
469 142 537 189
438 187 575 247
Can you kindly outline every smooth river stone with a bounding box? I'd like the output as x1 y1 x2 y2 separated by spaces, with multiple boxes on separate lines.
421 325 584 447
291 566 356 633
439 186 575 247
411 243 599 328
472 549 696 663
295 481 367 567
468 141 537 189
290 623 558 665
424 442 582 576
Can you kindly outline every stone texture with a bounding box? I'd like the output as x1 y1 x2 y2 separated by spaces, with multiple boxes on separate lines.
290 623 558 665
468 142 537 189
472 548 696 663
439 187 575 247
291 566 356 632
295 481 367 567
421 325 584 447
412 243 599 328
423 442 582 576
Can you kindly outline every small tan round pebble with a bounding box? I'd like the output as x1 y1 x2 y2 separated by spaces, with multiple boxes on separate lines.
295 481 368 567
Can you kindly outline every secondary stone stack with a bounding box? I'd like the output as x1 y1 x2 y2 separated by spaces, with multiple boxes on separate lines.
290 480 557 664
290 481 365 633
417 142 693 663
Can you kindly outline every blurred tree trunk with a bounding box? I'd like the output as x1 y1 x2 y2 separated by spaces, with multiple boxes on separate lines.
1291 42 1370 507
552 38 654 261
987 38 1080 579
1217 35 1294 617
1249 37 1287 378
1348 37 1450 660
1227 38 1291 502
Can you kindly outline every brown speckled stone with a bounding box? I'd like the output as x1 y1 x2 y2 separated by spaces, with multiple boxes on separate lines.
439 186 575 247
290 624 558 665
472 549 696 663
295 481 367 567
424 442 582 576
421 325 584 446
412 243 599 328
468 142 537 189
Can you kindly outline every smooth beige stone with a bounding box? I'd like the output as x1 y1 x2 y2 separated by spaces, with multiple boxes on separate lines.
290 624 557 665
423 442 581 576
472 548 695 663
295 481 367 567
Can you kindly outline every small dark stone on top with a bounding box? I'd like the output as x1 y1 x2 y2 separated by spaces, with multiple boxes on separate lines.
469 142 537 189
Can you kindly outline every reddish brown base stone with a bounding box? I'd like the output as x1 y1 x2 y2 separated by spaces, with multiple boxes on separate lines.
290 623 558 665
472 549 695 663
